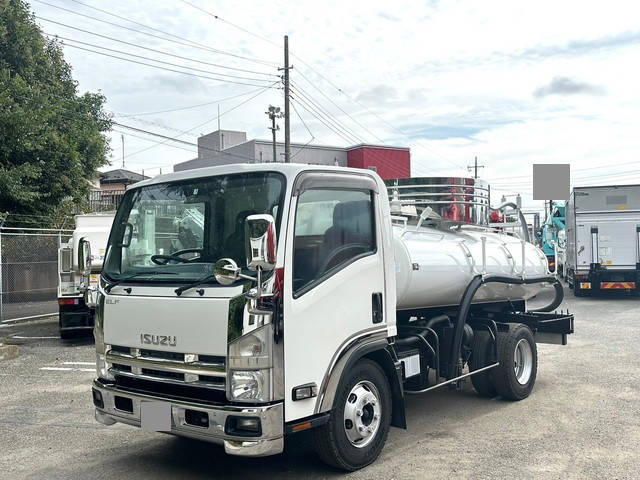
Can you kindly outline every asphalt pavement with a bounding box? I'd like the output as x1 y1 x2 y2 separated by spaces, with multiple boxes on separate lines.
1 286 639 479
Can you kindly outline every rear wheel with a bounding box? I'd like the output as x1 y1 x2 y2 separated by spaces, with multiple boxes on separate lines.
314 359 392 471
470 329 497 398
491 324 537 401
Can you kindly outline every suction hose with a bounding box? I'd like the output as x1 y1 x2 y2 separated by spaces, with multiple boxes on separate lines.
448 274 563 378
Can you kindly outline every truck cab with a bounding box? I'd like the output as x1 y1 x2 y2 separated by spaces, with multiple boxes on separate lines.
89 164 573 470
58 213 114 338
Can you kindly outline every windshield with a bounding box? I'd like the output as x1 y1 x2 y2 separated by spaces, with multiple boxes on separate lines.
103 172 286 282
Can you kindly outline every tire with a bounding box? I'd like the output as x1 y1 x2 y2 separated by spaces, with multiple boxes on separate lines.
470 329 497 398
314 359 392 471
491 324 537 401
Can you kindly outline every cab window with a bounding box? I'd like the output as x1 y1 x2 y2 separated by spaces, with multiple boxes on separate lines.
293 189 375 296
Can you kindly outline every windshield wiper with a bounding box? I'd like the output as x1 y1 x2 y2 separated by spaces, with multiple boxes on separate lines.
174 273 217 296
105 271 176 293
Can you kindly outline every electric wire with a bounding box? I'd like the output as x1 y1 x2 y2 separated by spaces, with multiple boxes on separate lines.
289 94 359 145
122 81 278 158
33 0 278 67
289 99 315 159
47 40 278 88
36 18 279 79
176 0 463 172
117 88 266 117
45 33 275 84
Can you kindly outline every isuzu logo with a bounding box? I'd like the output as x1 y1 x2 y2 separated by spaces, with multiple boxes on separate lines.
140 334 177 347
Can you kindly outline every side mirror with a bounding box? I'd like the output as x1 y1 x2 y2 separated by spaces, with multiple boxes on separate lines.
245 214 277 272
78 238 92 276
214 258 240 286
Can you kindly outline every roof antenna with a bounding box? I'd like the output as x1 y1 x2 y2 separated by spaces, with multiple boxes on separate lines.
121 134 125 169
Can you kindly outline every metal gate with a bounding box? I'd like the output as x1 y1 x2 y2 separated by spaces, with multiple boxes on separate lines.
0 225 72 322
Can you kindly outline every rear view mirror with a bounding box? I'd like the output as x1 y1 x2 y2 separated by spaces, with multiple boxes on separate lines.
78 237 92 276
117 223 133 248
245 214 277 271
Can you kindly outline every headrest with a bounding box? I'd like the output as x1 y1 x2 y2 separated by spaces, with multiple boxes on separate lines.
333 200 372 236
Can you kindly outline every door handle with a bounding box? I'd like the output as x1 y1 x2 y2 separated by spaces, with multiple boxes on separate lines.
372 292 383 324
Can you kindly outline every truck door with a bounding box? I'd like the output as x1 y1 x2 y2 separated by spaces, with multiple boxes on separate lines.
283 174 387 422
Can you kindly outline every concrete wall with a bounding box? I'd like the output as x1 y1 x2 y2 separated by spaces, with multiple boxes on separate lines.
198 130 246 161
254 141 347 166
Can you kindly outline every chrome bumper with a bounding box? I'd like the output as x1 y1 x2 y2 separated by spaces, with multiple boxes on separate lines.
92 379 284 457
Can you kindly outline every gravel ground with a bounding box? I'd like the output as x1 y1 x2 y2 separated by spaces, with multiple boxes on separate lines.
1 286 639 479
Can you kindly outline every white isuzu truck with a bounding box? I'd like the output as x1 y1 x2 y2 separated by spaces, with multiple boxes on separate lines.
82 164 573 470
57 213 114 338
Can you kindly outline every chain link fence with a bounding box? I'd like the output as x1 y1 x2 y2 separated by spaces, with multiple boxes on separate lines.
0 222 72 322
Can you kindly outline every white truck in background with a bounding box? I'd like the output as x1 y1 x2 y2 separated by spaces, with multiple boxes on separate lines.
565 185 640 296
80 164 573 470
58 213 114 338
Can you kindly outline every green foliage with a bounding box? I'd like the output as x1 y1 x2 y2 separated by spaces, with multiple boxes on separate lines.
0 0 112 226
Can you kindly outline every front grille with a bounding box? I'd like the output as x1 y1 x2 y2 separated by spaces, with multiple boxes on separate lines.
114 375 227 405
141 368 185 381
107 345 226 400
140 349 184 361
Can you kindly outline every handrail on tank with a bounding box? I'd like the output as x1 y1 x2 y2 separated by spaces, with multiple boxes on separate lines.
390 183 490 192
490 202 530 244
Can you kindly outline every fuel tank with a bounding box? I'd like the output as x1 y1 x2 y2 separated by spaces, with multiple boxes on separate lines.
393 225 549 310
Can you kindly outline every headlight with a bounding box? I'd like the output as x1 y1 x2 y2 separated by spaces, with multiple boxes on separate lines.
230 370 270 401
227 324 273 402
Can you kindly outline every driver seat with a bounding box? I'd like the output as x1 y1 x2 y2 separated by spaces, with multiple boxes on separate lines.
319 200 372 273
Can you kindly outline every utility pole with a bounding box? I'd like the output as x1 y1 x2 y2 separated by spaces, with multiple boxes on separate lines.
121 134 125 169
280 35 292 163
266 106 283 163
467 156 485 179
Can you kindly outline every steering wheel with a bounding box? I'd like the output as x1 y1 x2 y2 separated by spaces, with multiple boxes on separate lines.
151 248 203 265
318 243 370 274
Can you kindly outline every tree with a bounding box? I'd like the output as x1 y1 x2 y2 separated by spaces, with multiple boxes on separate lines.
0 0 112 227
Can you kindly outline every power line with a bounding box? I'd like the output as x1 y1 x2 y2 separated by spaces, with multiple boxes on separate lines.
290 94 359 145
113 122 259 163
113 128 197 155
122 82 277 158
36 17 279 79
290 83 365 144
45 33 275 84
33 0 278 67
175 1 464 172
46 39 278 88
116 88 266 117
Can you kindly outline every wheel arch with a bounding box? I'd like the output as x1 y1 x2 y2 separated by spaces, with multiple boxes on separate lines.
314 331 406 429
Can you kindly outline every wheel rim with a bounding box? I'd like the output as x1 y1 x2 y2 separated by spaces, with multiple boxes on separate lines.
343 380 381 448
514 338 533 385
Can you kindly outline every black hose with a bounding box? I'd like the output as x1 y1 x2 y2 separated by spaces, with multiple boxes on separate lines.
529 280 564 312
448 274 563 378
424 314 451 330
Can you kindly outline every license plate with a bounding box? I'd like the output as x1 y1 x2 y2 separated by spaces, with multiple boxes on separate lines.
140 401 172 432
90 274 99 286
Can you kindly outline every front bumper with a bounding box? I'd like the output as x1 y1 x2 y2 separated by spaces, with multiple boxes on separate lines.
92 379 284 457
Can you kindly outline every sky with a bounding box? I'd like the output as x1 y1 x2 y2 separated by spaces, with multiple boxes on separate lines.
28 0 640 213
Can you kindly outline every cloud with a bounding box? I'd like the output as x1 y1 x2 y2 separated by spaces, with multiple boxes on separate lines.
533 76 606 98
378 12 401 22
356 84 398 103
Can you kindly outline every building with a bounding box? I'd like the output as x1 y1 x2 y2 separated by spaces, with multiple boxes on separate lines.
98 168 148 191
88 169 149 212
173 129 411 180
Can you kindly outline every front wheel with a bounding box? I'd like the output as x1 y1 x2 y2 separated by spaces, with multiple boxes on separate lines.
491 324 537 401
314 359 392 471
